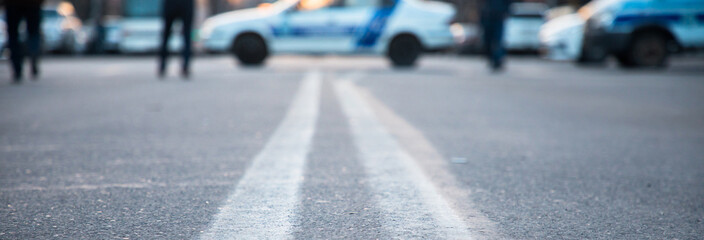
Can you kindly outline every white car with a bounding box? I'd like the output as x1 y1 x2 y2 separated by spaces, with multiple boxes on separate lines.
200 0 457 67
118 18 183 53
42 2 83 54
504 2 548 52
539 13 585 61
116 0 182 53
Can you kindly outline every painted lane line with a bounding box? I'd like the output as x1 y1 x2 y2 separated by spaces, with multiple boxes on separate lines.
202 71 322 240
334 80 474 239
355 83 500 239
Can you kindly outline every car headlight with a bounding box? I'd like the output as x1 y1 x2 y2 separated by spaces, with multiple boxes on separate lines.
203 27 226 42
200 20 218 40
200 26 213 40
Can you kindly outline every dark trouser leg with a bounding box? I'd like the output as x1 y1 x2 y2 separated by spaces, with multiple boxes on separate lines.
482 18 506 70
490 20 506 69
482 23 493 65
25 6 42 77
159 13 175 76
6 7 24 79
181 13 193 75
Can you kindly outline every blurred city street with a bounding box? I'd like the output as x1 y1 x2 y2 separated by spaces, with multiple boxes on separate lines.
1 55 703 239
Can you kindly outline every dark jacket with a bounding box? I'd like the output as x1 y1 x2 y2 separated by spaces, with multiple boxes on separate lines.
163 0 194 15
3 0 44 7
481 0 512 18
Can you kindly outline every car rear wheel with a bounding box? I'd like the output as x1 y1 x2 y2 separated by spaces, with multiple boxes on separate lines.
233 34 268 66
388 35 422 68
625 32 668 68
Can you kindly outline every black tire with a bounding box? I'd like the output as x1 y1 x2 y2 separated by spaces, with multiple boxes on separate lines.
233 34 268 66
626 32 668 68
388 35 422 67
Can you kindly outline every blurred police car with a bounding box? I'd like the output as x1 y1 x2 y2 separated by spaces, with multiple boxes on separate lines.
42 2 83 54
539 13 585 61
116 0 182 53
579 0 704 67
504 2 548 52
200 0 456 67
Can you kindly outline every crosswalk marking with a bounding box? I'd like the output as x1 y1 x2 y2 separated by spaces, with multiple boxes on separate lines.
201 71 322 240
334 80 474 239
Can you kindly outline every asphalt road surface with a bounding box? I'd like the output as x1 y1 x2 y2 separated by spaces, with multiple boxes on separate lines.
1 55 703 239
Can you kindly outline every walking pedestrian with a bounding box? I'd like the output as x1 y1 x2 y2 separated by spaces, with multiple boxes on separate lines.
4 0 45 83
480 0 512 71
158 0 194 79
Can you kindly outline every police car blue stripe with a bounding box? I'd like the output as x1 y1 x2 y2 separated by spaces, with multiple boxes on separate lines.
356 0 399 48
614 14 682 24
272 26 357 37
696 13 704 23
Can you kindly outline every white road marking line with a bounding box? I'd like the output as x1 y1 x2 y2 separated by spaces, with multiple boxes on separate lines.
201 71 322 240
355 83 500 239
334 80 474 239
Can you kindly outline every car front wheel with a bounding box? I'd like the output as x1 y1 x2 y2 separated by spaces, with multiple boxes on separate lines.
388 35 422 68
233 34 268 66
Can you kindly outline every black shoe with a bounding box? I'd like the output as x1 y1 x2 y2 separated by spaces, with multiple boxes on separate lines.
31 60 40 80
12 75 22 85
490 61 504 73
181 69 190 80
158 69 166 79
31 68 39 80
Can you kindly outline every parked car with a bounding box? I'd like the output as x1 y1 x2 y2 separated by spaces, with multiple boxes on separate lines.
579 0 704 67
504 2 548 52
42 2 84 54
116 0 182 53
200 0 457 67
539 13 585 61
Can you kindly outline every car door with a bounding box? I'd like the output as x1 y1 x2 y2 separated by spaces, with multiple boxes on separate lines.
664 0 704 48
272 0 345 53
327 0 379 53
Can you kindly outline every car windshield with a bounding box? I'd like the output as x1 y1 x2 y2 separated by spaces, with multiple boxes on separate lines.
42 10 60 18
123 0 162 18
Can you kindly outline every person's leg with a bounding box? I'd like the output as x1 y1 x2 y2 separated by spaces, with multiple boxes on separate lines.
482 20 497 68
180 11 194 77
492 18 506 70
159 12 175 77
25 6 42 78
6 7 24 81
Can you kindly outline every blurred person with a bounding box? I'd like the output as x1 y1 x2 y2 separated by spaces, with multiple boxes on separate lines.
3 0 44 83
159 0 194 79
480 0 512 71
88 17 107 54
